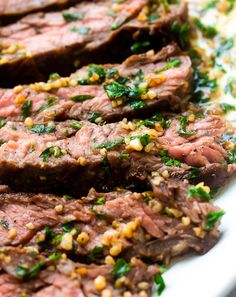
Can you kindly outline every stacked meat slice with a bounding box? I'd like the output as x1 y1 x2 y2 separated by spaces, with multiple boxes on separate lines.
0 0 234 296
0 0 188 85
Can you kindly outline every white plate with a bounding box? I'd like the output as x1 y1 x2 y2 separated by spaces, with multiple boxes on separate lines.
161 179 236 297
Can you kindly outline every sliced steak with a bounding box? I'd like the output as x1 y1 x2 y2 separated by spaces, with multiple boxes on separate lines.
0 0 80 25
0 0 188 85
0 249 158 297
0 181 222 264
0 114 233 193
0 44 193 122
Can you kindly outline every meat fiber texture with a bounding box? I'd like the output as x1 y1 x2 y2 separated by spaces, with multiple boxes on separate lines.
0 252 158 297
0 0 80 25
0 180 223 296
0 0 188 85
0 114 233 194
0 181 221 261
0 44 193 122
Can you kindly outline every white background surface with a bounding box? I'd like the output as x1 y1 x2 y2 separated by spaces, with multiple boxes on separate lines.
161 178 236 297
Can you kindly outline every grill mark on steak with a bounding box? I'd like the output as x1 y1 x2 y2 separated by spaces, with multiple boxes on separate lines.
0 181 222 265
0 114 233 194
0 44 193 122
0 0 188 86
0 249 158 297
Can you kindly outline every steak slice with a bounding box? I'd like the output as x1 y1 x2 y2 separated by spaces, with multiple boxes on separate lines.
0 114 233 193
0 249 158 297
0 0 80 25
0 181 222 264
0 44 193 122
0 0 188 85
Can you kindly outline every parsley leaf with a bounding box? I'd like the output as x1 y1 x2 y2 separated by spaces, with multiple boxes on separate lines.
22 100 32 118
112 259 131 280
206 211 225 229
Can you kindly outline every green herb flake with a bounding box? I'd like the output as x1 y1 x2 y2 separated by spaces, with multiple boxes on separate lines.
88 246 103 260
95 138 124 150
70 94 94 102
37 96 57 113
87 112 101 123
171 21 189 48
92 209 107 221
62 221 74 233
178 116 197 137
154 272 166 296
224 77 236 98
159 149 181 167
62 12 84 22
93 197 105 205
130 100 147 110
0 119 6 129
16 262 44 280
156 58 181 74
29 124 55 134
0 220 9 229
70 120 82 130
112 258 131 280
188 167 200 179
194 18 218 38
39 146 63 162
206 211 225 229
130 41 150 54
22 100 32 118
188 185 212 201
220 103 235 114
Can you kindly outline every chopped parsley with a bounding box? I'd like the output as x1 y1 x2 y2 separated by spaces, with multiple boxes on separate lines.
130 41 151 54
188 185 212 201
227 150 236 164
88 246 103 260
70 94 94 102
0 119 6 129
112 258 131 280
194 18 218 38
156 58 181 74
93 197 105 205
206 211 225 229
71 26 90 34
220 103 235 114
178 116 196 136
62 221 74 233
104 81 146 101
70 120 82 130
0 220 9 229
216 37 234 57
39 146 63 162
154 265 167 296
159 149 181 167
16 262 44 280
22 100 32 118
62 12 84 22
94 138 124 150
130 100 147 110
187 167 200 179
224 77 236 98
171 21 190 48
29 124 55 134
37 96 57 113
192 68 218 103
87 112 101 123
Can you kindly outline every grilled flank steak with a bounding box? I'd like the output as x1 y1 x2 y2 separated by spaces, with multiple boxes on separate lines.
0 44 192 122
0 114 234 194
0 0 188 85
